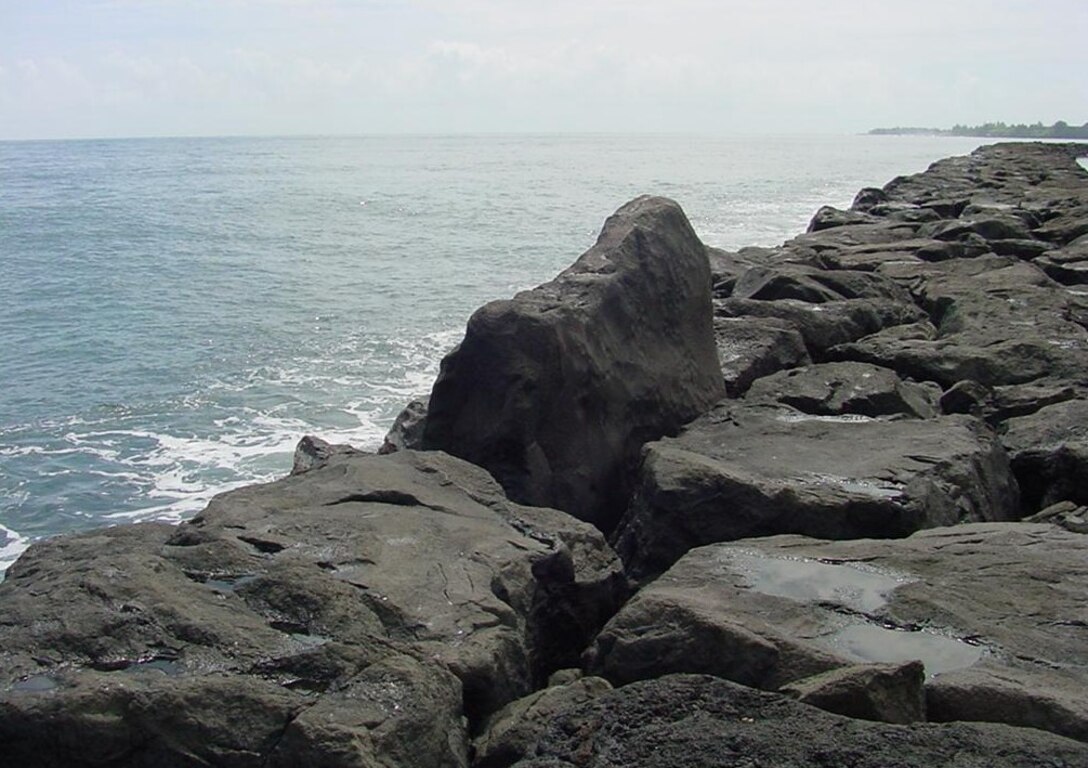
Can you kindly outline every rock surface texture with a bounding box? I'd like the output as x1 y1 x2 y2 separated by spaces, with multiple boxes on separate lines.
421 195 725 531
4 142 1088 766
0 450 626 766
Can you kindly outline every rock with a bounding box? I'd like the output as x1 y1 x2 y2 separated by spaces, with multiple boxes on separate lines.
1001 398 1088 511
1034 238 1088 284
421 196 725 531
732 264 913 304
744 362 940 419
378 397 429 454
590 524 1088 742
509 675 1088 767
779 661 926 724
939 379 992 417
473 676 612 768
807 205 877 232
291 434 364 474
715 297 926 359
612 403 1017 579
1024 500 1088 533
0 450 628 764
714 315 811 397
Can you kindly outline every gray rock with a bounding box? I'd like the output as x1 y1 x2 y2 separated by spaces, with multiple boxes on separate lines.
779 661 926 724
590 524 1088 742
473 676 612 768
421 196 725 531
378 397 429 454
1002 398 1088 511
291 434 364 474
510 674 1088 768
807 205 878 232
744 362 939 419
0 450 627 764
612 402 1017 579
1024 500 1088 533
714 315 811 397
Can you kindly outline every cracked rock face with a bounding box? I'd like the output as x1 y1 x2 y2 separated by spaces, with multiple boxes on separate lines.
589 523 1088 742
0 450 626 767
509 674 1088 768
612 401 1017 580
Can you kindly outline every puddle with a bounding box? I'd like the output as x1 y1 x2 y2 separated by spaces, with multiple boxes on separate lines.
725 552 910 614
205 574 259 593
802 473 904 499
824 623 985 678
122 658 185 677
11 674 59 693
776 413 876 424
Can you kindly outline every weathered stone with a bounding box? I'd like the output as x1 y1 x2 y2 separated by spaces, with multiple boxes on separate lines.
0 450 628 764
378 397 428 454
291 434 365 474
473 676 612 768
779 661 926 724
612 403 1017 579
1024 500 1088 533
807 205 877 232
714 315 811 397
1002 398 1088 511
422 196 725 530
744 362 939 419
591 523 1088 742
510 675 1088 768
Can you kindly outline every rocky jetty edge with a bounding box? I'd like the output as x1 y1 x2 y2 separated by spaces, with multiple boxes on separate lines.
3 142 1088 768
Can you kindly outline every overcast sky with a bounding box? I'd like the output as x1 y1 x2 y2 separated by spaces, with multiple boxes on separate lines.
1 0 1085 140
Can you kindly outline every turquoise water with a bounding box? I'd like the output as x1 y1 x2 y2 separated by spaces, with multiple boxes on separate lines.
0 133 988 572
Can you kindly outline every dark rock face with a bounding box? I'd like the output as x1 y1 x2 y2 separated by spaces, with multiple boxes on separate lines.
510 675 1088 768
779 661 926 725
613 401 1016 579
1002 398 1088 510
421 196 725 531
0 451 626 766
590 523 1088 742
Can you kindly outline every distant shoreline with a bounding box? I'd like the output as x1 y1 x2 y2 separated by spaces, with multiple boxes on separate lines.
869 121 1088 139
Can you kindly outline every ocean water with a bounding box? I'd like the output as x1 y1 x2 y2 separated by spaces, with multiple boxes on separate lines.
0 133 989 574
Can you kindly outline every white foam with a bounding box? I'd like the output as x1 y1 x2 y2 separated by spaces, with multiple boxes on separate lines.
0 523 31 578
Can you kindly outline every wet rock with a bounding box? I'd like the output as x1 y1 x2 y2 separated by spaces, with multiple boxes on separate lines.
291 434 365 474
714 315 811 397
0 450 627 764
779 660 926 724
473 676 612 768
378 397 429 454
422 196 725 531
744 362 940 419
510 674 1088 768
807 205 877 232
612 403 1017 579
590 523 1088 741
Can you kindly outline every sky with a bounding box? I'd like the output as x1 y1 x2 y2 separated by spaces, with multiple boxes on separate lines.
1 0 1085 140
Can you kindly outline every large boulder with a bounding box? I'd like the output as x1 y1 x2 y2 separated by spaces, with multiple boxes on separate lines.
1001 398 1088 511
422 196 725 531
0 450 627 765
510 674 1088 768
612 401 1017 579
588 523 1088 742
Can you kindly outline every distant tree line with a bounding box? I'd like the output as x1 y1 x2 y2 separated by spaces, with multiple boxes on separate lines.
869 121 1088 139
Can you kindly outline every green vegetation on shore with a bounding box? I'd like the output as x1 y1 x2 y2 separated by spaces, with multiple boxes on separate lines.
869 120 1088 139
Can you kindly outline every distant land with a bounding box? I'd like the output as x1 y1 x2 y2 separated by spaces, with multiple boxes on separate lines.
869 120 1088 139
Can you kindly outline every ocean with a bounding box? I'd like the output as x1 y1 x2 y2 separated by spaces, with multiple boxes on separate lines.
0 133 990 574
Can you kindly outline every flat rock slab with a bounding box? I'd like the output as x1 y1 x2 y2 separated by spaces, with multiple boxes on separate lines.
0 450 626 766
589 523 1088 742
510 674 1088 768
613 402 1017 579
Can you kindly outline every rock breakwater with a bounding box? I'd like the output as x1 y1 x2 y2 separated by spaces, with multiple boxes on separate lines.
2 142 1087 766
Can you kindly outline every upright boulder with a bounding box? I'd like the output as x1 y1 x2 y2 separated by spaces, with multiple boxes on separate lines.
422 196 725 531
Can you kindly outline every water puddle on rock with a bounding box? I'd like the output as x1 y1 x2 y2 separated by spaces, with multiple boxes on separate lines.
727 552 908 613
725 551 985 677
824 624 984 678
11 674 59 693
